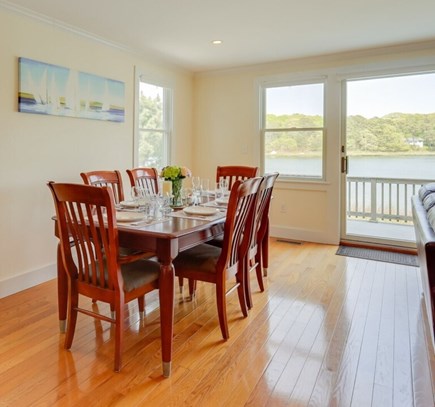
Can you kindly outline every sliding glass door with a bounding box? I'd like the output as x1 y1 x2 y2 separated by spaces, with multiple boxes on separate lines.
342 72 435 247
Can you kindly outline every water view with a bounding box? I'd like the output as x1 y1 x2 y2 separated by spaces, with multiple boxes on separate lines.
267 155 435 180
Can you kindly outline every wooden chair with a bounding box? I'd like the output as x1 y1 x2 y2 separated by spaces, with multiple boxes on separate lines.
126 167 159 194
80 170 125 204
244 172 279 309
173 177 262 340
47 181 160 372
216 165 259 190
177 164 259 293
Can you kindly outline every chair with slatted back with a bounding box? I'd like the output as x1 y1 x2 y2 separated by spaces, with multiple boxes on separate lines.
216 165 259 190
244 172 279 309
177 164 259 294
126 167 160 195
47 181 160 372
173 177 262 340
80 169 156 306
80 170 125 204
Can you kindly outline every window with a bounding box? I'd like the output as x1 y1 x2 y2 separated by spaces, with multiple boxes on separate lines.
261 80 325 179
136 77 172 169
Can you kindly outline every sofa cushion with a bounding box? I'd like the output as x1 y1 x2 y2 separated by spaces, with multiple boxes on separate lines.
423 192 435 212
419 183 435 201
427 206 435 233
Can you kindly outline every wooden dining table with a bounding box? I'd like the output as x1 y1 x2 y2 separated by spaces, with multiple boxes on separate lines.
54 212 225 377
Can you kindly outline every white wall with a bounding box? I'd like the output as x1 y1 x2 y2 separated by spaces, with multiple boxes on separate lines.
193 42 435 246
0 8 193 297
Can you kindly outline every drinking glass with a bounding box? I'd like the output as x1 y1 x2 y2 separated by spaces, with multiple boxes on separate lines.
191 176 201 205
215 182 224 200
131 186 143 208
201 178 210 202
156 193 171 219
181 187 193 206
219 178 229 195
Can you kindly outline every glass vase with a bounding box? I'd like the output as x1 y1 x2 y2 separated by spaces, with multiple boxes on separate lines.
172 178 183 207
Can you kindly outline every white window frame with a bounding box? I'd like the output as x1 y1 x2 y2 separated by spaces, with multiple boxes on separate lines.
134 69 173 168
259 76 327 182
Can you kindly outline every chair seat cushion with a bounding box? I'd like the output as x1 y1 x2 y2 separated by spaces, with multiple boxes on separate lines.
121 259 160 292
173 244 221 274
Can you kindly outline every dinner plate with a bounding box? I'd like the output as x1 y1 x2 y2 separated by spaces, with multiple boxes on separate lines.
119 200 139 208
115 211 145 222
183 206 220 216
216 197 229 205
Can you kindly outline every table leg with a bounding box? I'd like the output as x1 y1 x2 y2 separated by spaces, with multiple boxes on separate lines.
57 243 68 333
159 261 175 377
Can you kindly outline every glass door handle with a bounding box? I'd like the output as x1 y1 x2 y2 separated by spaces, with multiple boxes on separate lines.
341 156 348 174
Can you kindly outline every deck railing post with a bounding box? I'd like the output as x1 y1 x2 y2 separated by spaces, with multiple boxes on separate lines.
370 178 377 222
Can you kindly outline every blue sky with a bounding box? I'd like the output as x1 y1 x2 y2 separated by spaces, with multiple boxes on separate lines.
347 73 435 117
266 72 435 118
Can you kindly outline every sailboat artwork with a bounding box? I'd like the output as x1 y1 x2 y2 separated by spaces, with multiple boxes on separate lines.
18 57 125 122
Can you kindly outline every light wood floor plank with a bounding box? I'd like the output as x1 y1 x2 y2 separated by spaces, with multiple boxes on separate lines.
350 261 386 406
0 240 434 406
393 264 415 407
372 262 396 407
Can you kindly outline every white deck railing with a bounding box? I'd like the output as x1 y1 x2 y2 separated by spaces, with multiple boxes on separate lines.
346 177 432 223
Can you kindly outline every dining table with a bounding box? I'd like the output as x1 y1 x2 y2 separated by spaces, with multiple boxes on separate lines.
54 206 226 377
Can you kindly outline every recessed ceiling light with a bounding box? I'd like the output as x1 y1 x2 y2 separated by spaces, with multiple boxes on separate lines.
212 40 223 45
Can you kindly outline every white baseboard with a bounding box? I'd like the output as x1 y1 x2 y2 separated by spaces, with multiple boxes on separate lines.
0 263 57 299
270 225 339 245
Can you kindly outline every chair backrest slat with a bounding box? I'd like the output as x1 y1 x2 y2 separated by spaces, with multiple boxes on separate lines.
80 170 125 204
126 167 159 194
216 165 259 190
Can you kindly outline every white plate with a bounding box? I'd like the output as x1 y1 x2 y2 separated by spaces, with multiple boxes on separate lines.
115 211 145 222
119 200 139 208
183 206 220 216
216 197 229 205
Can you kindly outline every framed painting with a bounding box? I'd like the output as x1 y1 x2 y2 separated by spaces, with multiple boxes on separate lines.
18 57 125 122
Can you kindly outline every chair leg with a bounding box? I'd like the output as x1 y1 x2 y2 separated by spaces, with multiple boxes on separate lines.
188 279 197 298
178 276 184 294
244 257 254 310
216 283 229 340
255 250 265 292
262 225 269 277
114 297 124 372
237 264 249 317
137 296 145 318
65 286 78 350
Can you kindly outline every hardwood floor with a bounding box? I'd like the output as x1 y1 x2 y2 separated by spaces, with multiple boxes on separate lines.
1 240 434 406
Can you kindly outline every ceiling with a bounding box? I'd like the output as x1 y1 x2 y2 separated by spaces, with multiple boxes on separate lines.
3 0 435 72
